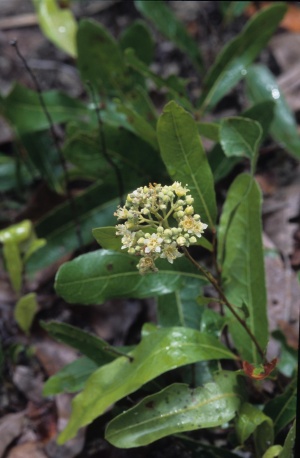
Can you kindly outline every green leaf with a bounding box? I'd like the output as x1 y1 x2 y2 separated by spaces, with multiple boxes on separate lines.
92 226 122 251
199 3 287 112
262 445 283 458
236 402 273 446
157 277 205 329
77 19 126 94
220 117 262 173
197 122 220 142
120 20 154 65
134 0 203 72
278 421 296 458
3 239 22 293
245 64 300 158
0 83 87 134
55 249 206 305
14 293 38 335
41 321 116 365
43 357 98 395
264 377 297 436
58 327 236 443
33 0 77 57
242 100 276 141
105 371 242 448
272 330 298 377
0 153 33 192
157 101 217 228
218 174 268 363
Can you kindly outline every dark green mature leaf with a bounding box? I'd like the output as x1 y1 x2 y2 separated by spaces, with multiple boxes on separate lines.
220 117 262 173
92 226 122 251
26 182 119 274
120 20 154 65
198 122 220 142
41 321 116 365
134 0 203 72
279 421 296 458
43 357 98 395
264 377 297 436
272 330 298 377
106 371 242 448
157 277 205 329
218 174 268 363
0 83 87 134
55 249 206 305
246 64 300 158
199 3 287 112
157 101 217 228
236 402 273 445
242 100 275 141
58 326 236 443
77 19 125 94
0 154 33 191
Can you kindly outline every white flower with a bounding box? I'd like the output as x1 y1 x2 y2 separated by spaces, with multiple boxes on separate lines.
171 182 189 197
160 242 183 264
121 231 136 249
144 233 163 254
179 216 207 237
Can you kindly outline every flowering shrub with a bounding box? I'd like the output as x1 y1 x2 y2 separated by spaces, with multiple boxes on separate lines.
114 182 207 273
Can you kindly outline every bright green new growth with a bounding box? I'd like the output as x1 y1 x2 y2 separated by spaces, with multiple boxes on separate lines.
114 182 208 273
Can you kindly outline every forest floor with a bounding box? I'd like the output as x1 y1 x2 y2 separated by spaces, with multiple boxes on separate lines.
0 1 299 457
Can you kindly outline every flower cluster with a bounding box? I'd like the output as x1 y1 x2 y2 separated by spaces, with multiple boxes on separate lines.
114 182 208 274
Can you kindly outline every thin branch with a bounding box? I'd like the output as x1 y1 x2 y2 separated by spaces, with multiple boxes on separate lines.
182 246 267 363
10 40 83 249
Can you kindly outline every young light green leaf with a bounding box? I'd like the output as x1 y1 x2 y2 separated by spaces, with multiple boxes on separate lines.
77 19 126 94
33 0 77 57
218 174 268 363
55 249 206 305
220 117 262 174
41 321 116 366
246 64 300 158
58 327 236 444
236 402 273 445
43 357 98 396
3 239 22 293
264 377 297 436
105 371 242 448
0 83 87 135
157 277 205 329
14 293 38 335
134 0 203 72
157 101 217 228
262 445 283 458
199 3 287 112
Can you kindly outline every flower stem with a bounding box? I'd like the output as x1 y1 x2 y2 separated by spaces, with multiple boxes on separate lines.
182 247 267 363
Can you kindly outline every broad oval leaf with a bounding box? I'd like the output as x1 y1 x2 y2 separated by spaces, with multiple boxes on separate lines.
236 402 273 445
55 249 206 305
106 371 243 448
220 117 262 174
218 174 268 363
120 20 154 65
157 101 217 228
199 3 287 112
57 326 236 444
245 64 300 159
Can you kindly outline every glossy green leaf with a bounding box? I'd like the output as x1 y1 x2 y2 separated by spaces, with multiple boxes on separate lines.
262 445 283 458
157 101 217 228
134 0 203 72
41 321 116 365
92 226 122 251
218 174 268 363
14 293 38 335
278 421 296 458
0 153 33 191
0 83 87 134
33 0 77 57
157 277 206 329
106 371 242 448
220 117 262 173
77 19 125 94
246 64 300 158
58 326 236 443
120 20 154 65
43 357 98 395
55 249 206 305
199 3 287 112
236 402 273 445
264 377 297 436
